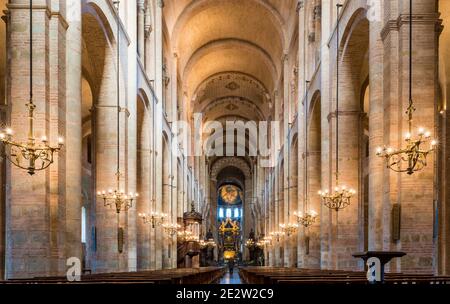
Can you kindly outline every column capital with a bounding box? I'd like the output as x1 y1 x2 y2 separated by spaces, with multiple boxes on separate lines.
296 1 304 13
381 13 442 41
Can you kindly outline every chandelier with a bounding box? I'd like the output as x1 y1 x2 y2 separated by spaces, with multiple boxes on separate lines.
269 231 285 242
319 4 355 212
279 223 299 237
98 182 138 214
177 229 199 242
376 0 436 174
138 211 168 228
255 240 266 249
294 210 318 228
162 222 180 237
262 236 272 245
177 230 193 241
97 1 137 215
200 238 216 248
245 239 256 248
0 0 63 175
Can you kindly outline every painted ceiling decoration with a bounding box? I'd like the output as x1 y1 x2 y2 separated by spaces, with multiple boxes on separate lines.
219 185 243 205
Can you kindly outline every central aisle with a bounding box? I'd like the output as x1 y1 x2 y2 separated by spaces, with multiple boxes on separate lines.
218 269 242 284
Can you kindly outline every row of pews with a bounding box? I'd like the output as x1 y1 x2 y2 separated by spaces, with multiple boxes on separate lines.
1 267 226 285
239 267 450 285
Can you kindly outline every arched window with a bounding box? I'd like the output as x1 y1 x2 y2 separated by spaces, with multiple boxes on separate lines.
81 206 87 244
219 207 224 219
234 208 239 218
226 208 232 218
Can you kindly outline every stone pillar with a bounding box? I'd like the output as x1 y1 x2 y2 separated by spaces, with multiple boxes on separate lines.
382 0 439 273
368 1 385 253
332 53 361 271
6 0 66 278
94 42 127 273
126 0 138 272
319 0 333 270
153 0 164 270
0 2 7 281
438 0 450 276
137 0 145 59
136 105 151 270
65 0 82 266
306 151 321 268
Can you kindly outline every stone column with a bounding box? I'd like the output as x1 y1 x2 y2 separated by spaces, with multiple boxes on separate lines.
0 3 7 281
367 1 385 253
125 0 138 272
153 0 164 270
332 53 361 271
319 0 333 270
94 40 127 273
381 0 440 273
6 0 66 278
65 0 82 266
136 106 151 270
137 0 145 59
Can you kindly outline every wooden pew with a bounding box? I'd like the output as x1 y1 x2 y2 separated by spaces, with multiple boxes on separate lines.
1 267 226 285
238 267 450 285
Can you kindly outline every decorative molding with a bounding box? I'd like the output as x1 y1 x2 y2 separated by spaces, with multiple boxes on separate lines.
380 13 442 41
327 110 363 122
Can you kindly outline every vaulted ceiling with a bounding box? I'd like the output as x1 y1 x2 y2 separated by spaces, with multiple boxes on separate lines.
164 0 297 166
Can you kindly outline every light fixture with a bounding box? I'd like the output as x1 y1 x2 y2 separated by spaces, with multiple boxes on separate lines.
256 240 266 249
162 222 180 237
97 0 137 215
294 210 318 228
177 230 193 242
138 211 168 228
245 239 256 248
279 223 299 237
376 0 436 175
319 4 356 211
262 236 272 246
269 231 285 242
0 0 63 175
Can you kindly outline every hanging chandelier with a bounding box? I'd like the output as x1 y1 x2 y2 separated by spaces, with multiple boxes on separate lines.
162 222 180 237
200 237 216 248
97 0 137 215
177 229 193 241
294 210 318 228
279 223 299 237
245 239 256 248
319 4 356 212
138 211 168 228
262 235 272 245
269 231 285 242
0 0 63 175
376 0 436 174
256 240 266 249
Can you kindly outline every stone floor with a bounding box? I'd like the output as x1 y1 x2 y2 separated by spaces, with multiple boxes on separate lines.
219 269 242 284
